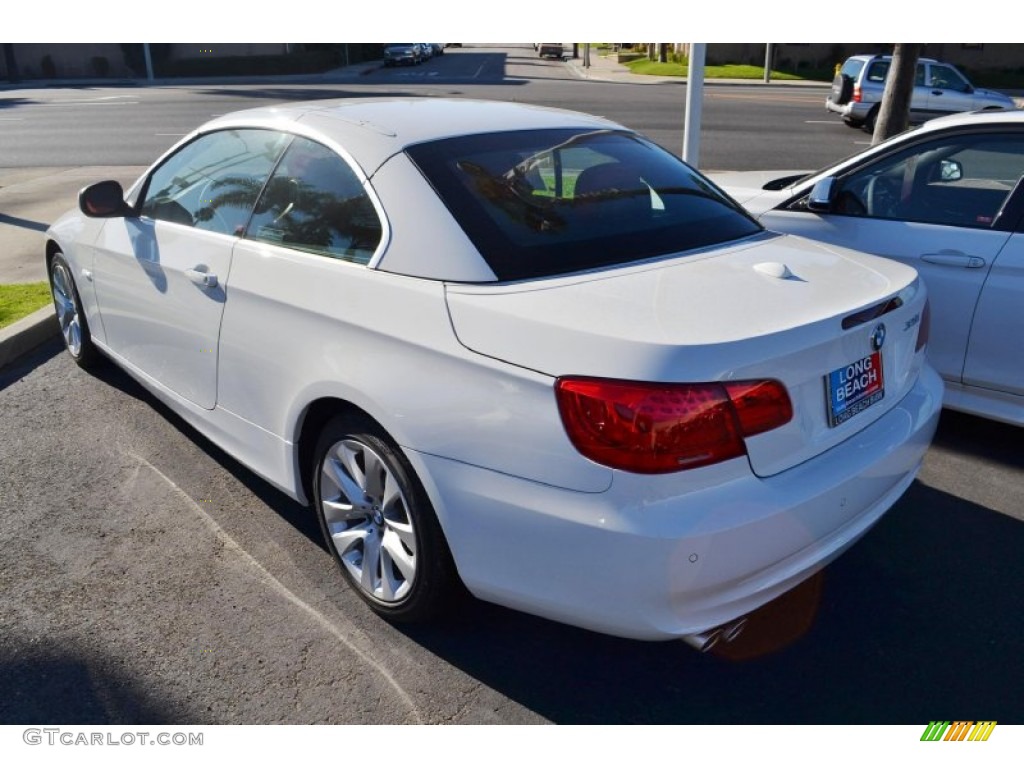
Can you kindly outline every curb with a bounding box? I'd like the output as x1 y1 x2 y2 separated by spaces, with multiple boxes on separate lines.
0 305 59 370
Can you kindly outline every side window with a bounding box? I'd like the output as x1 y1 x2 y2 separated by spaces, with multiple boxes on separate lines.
247 137 383 265
140 130 288 235
834 133 1024 228
915 63 925 86
866 61 890 83
929 65 969 92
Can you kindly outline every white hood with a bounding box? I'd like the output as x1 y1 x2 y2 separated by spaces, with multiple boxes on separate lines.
710 170 808 215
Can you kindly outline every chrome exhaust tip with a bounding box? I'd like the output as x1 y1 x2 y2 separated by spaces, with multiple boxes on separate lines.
682 617 749 652
681 629 722 653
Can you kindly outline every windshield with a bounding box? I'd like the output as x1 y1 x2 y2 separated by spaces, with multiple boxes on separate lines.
406 128 762 280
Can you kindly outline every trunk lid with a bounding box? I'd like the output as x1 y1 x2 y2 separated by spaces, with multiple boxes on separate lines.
445 232 927 477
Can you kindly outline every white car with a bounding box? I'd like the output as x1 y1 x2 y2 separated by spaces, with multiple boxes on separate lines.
711 109 1024 427
45 99 942 648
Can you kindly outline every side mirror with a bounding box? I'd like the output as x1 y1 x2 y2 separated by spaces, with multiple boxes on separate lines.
806 177 836 213
79 180 132 218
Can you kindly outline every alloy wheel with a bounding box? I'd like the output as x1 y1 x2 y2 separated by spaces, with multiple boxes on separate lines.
319 438 418 604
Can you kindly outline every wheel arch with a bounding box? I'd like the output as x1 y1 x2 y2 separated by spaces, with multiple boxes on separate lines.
294 396 389 508
45 238 62 270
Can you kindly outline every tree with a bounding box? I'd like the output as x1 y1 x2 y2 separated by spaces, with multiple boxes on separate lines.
871 43 923 145
2 44 19 83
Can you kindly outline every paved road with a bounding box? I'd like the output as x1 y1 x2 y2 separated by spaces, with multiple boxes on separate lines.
0 44 859 172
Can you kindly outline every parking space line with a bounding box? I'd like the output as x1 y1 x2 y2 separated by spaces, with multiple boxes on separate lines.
126 449 425 724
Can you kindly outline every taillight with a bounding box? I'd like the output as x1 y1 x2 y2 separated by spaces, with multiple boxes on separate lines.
916 299 931 352
853 85 862 103
555 377 792 474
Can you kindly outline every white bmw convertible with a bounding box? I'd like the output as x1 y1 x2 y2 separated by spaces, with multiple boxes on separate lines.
46 99 942 648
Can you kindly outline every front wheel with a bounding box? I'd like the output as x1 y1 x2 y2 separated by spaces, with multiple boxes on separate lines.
49 251 100 368
313 413 458 623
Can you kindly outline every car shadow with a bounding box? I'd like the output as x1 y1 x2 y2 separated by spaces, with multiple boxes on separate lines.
0 642 189 724
396 480 1024 724
83 357 323 550
0 212 49 232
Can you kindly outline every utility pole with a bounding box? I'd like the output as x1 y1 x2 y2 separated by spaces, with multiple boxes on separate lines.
763 43 773 83
682 43 706 167
872 43 923 145
142 43 155 82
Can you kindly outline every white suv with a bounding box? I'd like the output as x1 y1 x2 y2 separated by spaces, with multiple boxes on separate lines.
827 54 1015 132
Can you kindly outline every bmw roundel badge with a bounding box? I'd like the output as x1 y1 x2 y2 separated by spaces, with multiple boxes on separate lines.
870 323 886 351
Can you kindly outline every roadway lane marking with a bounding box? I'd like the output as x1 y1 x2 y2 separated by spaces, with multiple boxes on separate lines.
39 101 140 106
706 92 825 104
125 450 425 724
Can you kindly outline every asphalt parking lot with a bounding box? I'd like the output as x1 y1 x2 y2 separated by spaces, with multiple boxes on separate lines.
2 52 1022 726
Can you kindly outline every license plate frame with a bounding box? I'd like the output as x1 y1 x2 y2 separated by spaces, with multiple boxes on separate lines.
825 351 885 428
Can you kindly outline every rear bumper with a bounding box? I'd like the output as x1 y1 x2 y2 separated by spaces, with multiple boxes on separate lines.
826 99 872 122
409 364 943 641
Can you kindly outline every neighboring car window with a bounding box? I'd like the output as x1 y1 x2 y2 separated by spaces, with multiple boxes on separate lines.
406 129 762 281
863 60 925 87
928 64 970 92
140 129 288 235
833 132 1024 228
246 137 383 265
866 60 890 83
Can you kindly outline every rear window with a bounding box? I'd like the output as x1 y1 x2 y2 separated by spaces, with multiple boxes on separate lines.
841 59 865 80
405 129 761 280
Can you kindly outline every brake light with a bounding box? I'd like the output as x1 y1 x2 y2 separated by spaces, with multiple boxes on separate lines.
853 84 862 103
555 377 792 474
916 299 931 352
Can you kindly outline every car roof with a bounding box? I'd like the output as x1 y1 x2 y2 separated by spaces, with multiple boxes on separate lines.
849 54 940 64
916 107 1024 131
197 98 625 175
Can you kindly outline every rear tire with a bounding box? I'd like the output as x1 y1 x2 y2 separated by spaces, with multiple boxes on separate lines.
49 251 100 369
312 413 459 623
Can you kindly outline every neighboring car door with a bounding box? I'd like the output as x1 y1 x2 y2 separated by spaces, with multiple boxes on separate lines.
91 129 288 409
924 63 976 117
962 228 1024 398
759 130 1024 387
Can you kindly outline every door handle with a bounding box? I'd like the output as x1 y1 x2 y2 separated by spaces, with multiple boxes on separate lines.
921 252 986 268
931 89 944 96
185 266 219 288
